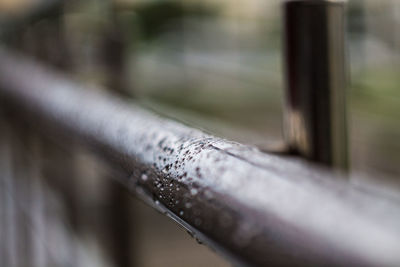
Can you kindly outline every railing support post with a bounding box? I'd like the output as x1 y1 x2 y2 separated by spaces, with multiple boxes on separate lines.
283 0 348 170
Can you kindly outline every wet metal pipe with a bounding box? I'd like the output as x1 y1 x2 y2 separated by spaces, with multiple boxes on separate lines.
1 48 400 266
283 0 348 169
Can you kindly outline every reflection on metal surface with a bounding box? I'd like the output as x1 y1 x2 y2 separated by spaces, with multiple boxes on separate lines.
283 0 348 170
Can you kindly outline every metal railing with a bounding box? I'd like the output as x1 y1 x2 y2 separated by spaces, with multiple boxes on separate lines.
1 0 400 266
1 47 400 266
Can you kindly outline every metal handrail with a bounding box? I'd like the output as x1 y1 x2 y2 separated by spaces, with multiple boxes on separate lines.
1 48 399 266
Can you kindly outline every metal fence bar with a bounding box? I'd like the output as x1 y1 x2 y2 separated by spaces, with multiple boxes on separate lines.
0 48 400 266
283 0 348 169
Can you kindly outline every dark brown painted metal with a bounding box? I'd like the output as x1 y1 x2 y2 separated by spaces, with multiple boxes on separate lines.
283 0 348 169
1 49 400 266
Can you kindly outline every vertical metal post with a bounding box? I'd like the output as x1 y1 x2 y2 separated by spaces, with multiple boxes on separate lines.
283 0 348 170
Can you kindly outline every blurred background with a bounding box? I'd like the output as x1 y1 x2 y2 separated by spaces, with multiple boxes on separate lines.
0 0 399 266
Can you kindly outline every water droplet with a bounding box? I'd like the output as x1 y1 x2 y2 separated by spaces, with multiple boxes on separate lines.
195 237 203 245
204 190 213 199
185 202 192 209
155 200 160 205
190 188 198 196
141 173 148 181
179 210 184 216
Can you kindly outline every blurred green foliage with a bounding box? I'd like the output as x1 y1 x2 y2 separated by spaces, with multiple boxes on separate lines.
132 1 218 42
